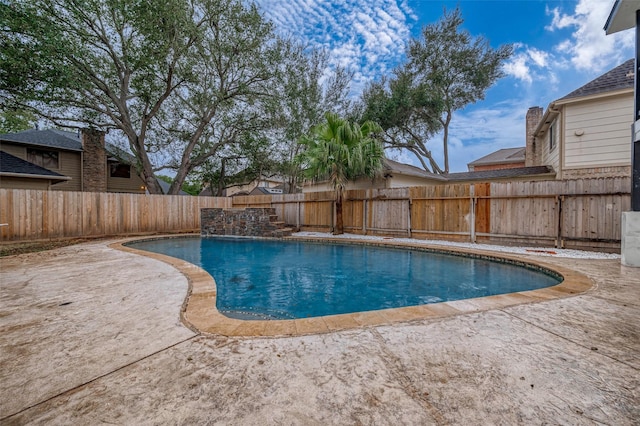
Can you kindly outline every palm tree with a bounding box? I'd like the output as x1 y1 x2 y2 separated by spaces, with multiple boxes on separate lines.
298 112 384 235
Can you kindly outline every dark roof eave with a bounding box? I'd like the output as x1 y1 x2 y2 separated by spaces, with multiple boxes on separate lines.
445 166 556 182
0 171 72 182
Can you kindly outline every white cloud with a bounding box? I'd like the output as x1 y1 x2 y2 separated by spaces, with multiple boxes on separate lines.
546 0 634 72
254 0 416 96
503 53 533 84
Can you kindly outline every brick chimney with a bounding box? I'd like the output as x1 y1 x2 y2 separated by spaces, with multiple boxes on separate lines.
82 129 107 192
525 106 543 167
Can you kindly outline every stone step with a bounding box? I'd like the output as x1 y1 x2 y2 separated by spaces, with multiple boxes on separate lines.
271 228 293 238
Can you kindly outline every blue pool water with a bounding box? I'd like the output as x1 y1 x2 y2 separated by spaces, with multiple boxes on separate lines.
128 237 561 320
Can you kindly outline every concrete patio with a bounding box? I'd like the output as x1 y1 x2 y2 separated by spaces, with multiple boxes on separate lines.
0 238 638 424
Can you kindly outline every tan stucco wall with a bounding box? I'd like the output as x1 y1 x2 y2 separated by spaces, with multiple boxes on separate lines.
302 174 444 192
302 177 386 193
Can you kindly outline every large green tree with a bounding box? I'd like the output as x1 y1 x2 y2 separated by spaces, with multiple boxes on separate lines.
268 42 352 193
297 113 384 235
360 8 512 173
0 0 281 194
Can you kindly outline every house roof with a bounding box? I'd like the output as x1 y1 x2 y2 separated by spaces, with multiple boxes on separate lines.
156 179 189 196
605 0 639 34
0 129 83 151
446 165 555 182
558 59 634 101
467 147 526 167
0 150 70 181
384 159 447 181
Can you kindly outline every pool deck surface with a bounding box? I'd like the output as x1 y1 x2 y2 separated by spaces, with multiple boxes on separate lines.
1 236 639 424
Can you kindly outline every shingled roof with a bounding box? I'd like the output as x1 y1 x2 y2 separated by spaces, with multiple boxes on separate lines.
0 150 69 181
446 165 555 182
467 147 526 167
384 159 447 181
0 129 83 151
559 58 634 101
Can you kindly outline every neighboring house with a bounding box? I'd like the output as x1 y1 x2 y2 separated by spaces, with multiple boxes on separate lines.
302 157 554 193
0 129 146 193
467 147 525 171
302 159 446 193
200 174 291 197
527 58 634 179
0 150 71 190
156 179 189 196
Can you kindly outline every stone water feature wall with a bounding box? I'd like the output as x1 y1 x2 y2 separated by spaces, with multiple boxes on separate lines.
201 208 292 238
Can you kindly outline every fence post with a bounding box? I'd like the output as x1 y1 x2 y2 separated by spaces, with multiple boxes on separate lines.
556 195 563 248
296 201 300 231
407 198 412 238
470 185 476 243
331 200 335 233
362 199 367 234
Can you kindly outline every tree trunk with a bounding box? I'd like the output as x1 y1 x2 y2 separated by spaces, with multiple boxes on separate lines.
442 112 452 174
334 191 344 235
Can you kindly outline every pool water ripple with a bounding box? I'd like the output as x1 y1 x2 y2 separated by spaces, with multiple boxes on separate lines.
128 237 561 320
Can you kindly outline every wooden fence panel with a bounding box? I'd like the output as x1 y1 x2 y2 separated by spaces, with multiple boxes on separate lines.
0 189 231 241
474 183 491 235
409 184 471 239
343 189 366 232
0 178 630 251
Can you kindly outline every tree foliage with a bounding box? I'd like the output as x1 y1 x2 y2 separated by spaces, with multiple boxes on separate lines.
0 0 282 194
360 7 512 173
0 108 36 133
297 112 384 234
268 42 352 193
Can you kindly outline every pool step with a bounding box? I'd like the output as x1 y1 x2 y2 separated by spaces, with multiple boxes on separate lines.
269 218 292 238
271 227 293 238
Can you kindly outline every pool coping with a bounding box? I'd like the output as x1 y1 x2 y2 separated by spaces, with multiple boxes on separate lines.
110 234 595 337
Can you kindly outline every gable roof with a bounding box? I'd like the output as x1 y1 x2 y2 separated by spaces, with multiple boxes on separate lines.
467 147 526 167
0 129 83 151
384 159 447 182
156 178 189 196
559 59 634 101
0 150 70 182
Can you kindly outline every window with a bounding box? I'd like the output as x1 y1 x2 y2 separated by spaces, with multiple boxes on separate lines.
110 163 131 178
549 123 556 151
27 149 59 169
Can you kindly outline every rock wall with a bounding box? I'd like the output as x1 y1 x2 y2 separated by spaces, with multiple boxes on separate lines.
201 208 291 237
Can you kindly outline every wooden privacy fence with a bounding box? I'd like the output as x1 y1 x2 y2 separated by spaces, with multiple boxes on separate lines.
232 177 631 251
0 189 231 241
0 177 631 251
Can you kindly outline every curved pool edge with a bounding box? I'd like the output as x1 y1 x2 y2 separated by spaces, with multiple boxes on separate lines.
109 234 594 338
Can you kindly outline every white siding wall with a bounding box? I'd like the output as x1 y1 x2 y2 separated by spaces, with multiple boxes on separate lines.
563 94 633 168
540 116 561 173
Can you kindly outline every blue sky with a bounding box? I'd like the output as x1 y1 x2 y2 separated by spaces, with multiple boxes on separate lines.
254 0 635 172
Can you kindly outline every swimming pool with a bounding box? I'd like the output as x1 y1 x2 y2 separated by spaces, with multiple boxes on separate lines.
128 237 561 320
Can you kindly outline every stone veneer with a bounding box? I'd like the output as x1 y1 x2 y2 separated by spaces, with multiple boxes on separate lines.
525 106 543 167
82 129 107 192
201 208 291 238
